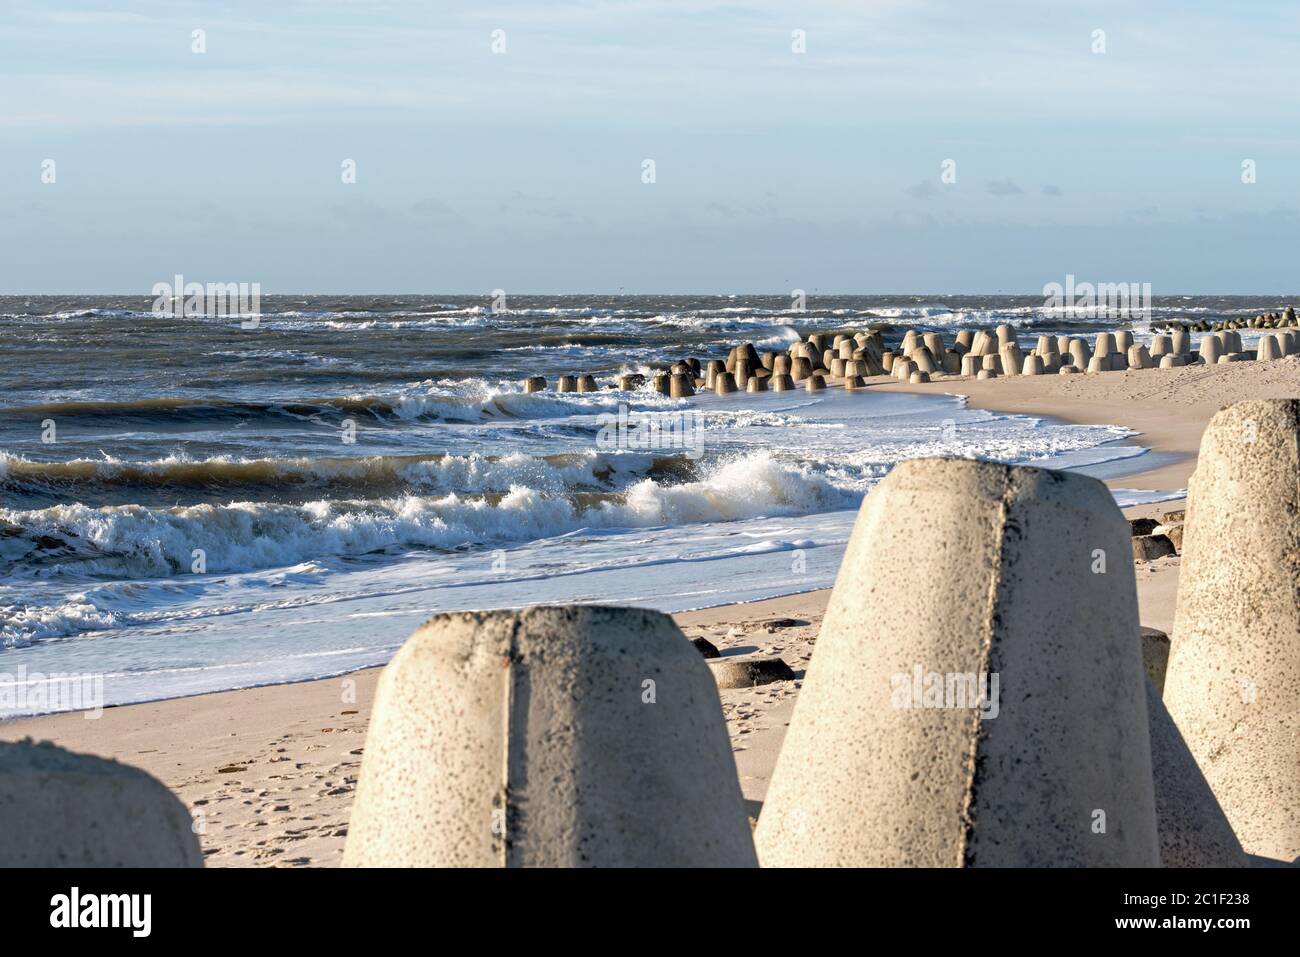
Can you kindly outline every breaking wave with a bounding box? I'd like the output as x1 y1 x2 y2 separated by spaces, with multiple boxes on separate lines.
0 452 856 587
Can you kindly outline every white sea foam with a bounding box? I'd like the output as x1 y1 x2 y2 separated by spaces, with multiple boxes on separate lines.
378 378 682 422
0 450 854 582
1 386 1154 589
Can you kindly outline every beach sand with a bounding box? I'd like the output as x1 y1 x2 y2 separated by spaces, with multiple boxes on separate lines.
4 356 1297 866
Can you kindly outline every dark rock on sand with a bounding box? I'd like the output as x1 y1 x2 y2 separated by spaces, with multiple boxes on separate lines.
762 617 803 629
709 657 797 689
691 637 720 658
1133 534 1176 561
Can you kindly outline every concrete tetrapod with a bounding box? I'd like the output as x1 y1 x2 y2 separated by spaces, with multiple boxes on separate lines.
1163 399 1300 863
670 373 695 398
754 458 1160 867
343 606 757 867
998 343 1023 376
0 740 203 867
1095 333 1116 365
733 359 753 390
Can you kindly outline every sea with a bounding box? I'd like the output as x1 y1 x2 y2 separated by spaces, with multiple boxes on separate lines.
4 293 1279 716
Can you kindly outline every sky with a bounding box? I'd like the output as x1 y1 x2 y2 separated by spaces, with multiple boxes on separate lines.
2 0 1299 294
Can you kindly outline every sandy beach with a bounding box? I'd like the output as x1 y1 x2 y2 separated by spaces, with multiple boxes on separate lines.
4 355 1297 867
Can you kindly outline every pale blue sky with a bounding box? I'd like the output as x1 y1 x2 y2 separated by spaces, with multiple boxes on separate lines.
2 1 1299 293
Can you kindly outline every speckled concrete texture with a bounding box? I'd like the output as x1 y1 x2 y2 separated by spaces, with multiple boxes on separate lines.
1145 678 1246 867
0 739 202 867
754 458 1159 867
343 605 756 867
1164 399 1300 862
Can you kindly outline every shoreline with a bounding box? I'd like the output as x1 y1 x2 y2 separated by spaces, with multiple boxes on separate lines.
865 359 1281 492
4 354 1297 865
0 404 1173 725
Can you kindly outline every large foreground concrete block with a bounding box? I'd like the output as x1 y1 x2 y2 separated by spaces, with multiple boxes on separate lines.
0 740 202 867
1145 678 1246 867
755 458 1159 867
343 605 756 867
1164 399 1300 862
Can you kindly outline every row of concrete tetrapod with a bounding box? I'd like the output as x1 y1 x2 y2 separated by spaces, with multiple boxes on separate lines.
900 325 1298 379
882 324 1296 379
1176 304 1297 332
521 323 1298 399
517 331 895 400
4 399 1296 866
523 373 600 394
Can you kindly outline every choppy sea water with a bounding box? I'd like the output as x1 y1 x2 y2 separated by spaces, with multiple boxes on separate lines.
1 293 1250 715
